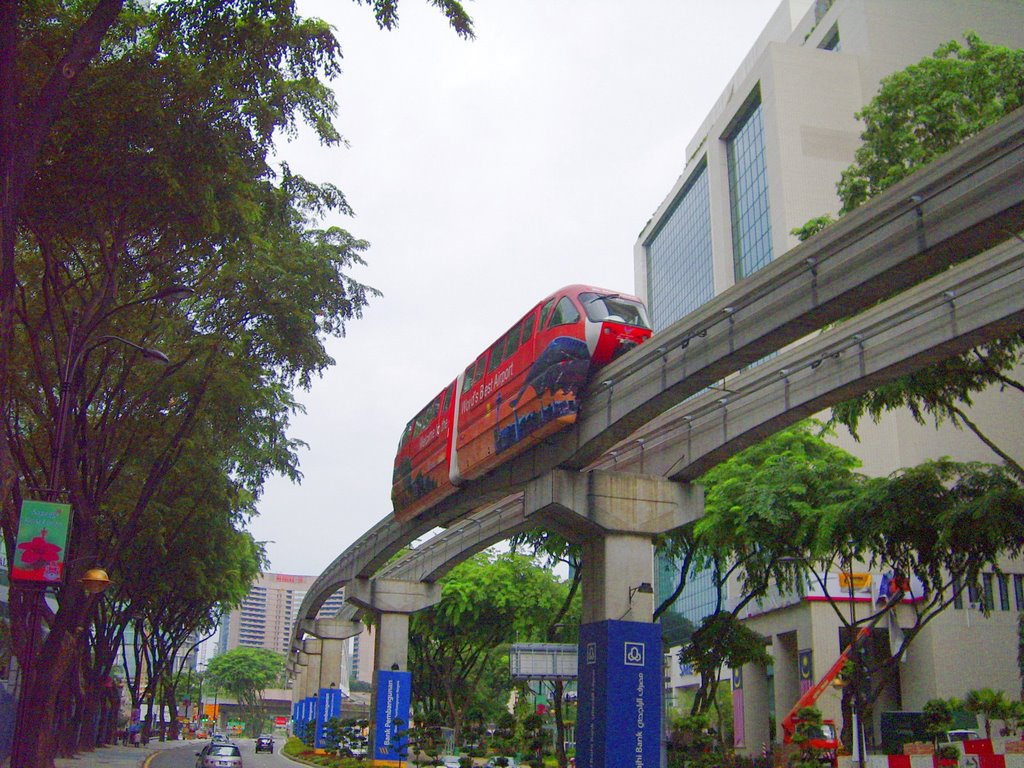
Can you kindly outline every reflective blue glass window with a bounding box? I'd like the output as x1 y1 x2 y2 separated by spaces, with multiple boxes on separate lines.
656 552 720 628
727 92 773 279
646 160 714 330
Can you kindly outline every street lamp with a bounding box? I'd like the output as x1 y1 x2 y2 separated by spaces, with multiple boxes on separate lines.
80 567 112 594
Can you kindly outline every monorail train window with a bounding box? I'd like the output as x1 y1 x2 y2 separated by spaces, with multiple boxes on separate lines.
539 298 555 328
522 311 536 341
547 296 580 328
414 396 440 436
580 292 651 328
490 316 532 372
462 354 486 393
486 336 505 372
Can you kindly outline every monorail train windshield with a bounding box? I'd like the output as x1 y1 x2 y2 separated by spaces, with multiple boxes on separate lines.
580 292 650 328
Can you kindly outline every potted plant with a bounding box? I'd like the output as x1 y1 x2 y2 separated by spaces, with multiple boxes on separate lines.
936 744 960 766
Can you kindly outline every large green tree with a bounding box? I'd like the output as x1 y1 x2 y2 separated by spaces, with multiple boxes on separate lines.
659 422 865 721
205 647 286 737
661 422 1024 747
408 551 571 745
795 34 1024 480
1 2 474 765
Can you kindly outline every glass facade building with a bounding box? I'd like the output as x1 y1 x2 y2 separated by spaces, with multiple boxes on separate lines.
656 553 721 629
645 161 715 329
726 92 773 280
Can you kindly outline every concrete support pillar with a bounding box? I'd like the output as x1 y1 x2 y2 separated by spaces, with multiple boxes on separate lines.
346 577 442 760
581 531 657 624
301 638 323 700
525 469 703 767
292 614 360 696
737 662 772 752
373 612 411 672
525 469 703 623
346 577 441 672
319 638 345 690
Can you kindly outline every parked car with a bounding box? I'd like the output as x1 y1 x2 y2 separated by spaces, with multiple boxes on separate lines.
196 743 243 768
945 730 981 743
486 758 518 768
255 735 274 753
441 757 463 768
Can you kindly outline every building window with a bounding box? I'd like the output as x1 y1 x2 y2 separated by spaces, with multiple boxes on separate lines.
953 578 964 610
1015 575 1024 610
999 574 1010 611
819 25 840 51
982 573 995 612
656 553 721 628
646 159 714 329
726 89 773 280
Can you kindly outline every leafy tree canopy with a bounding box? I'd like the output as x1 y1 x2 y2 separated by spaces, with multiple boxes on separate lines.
409 551 570 742
836 33 1024 213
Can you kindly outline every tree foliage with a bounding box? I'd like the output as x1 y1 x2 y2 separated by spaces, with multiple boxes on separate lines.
661 422 865 717
205 646 286 736
835 33 1024 213
409 551 570 744
0 0 474 763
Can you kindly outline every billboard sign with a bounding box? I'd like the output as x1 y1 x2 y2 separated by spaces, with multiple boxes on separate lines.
576 620 661 768
373 669 411 763
12 500 71 584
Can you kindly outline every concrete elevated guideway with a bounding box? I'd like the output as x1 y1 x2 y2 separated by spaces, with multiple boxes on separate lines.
297 232 1024 620
291 107 1024 647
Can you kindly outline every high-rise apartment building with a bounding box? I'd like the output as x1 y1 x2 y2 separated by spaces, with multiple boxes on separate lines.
637 0 1024 752
218 572 347 658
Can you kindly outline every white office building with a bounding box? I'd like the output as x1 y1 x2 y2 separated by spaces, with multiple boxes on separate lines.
636 0 1024 754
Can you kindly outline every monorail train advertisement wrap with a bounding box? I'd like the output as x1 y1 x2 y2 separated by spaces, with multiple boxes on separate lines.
392 285 652 522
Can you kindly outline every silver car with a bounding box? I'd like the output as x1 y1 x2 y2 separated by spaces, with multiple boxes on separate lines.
196 743 243 768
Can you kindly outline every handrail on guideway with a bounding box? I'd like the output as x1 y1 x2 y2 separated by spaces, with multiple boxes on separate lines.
291 107 1024 654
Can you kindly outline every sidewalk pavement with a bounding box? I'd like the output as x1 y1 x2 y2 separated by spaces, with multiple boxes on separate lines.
54 738 196 768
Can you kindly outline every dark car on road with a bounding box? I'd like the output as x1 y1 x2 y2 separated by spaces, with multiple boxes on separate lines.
255 735 274 753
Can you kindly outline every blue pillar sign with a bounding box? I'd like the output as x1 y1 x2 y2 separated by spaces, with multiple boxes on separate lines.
373 669 411 763
315 687 343 749
576 620 662 768
302 696 318 738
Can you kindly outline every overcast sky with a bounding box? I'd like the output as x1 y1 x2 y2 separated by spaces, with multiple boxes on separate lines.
251 0 782 575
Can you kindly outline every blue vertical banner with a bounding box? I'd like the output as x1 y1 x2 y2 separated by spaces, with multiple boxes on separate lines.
303 696 318 739
315 687 343 749
576 620 661 768
373 670 411 763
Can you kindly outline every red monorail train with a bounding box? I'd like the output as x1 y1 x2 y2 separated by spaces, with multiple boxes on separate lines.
392 285 652 522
